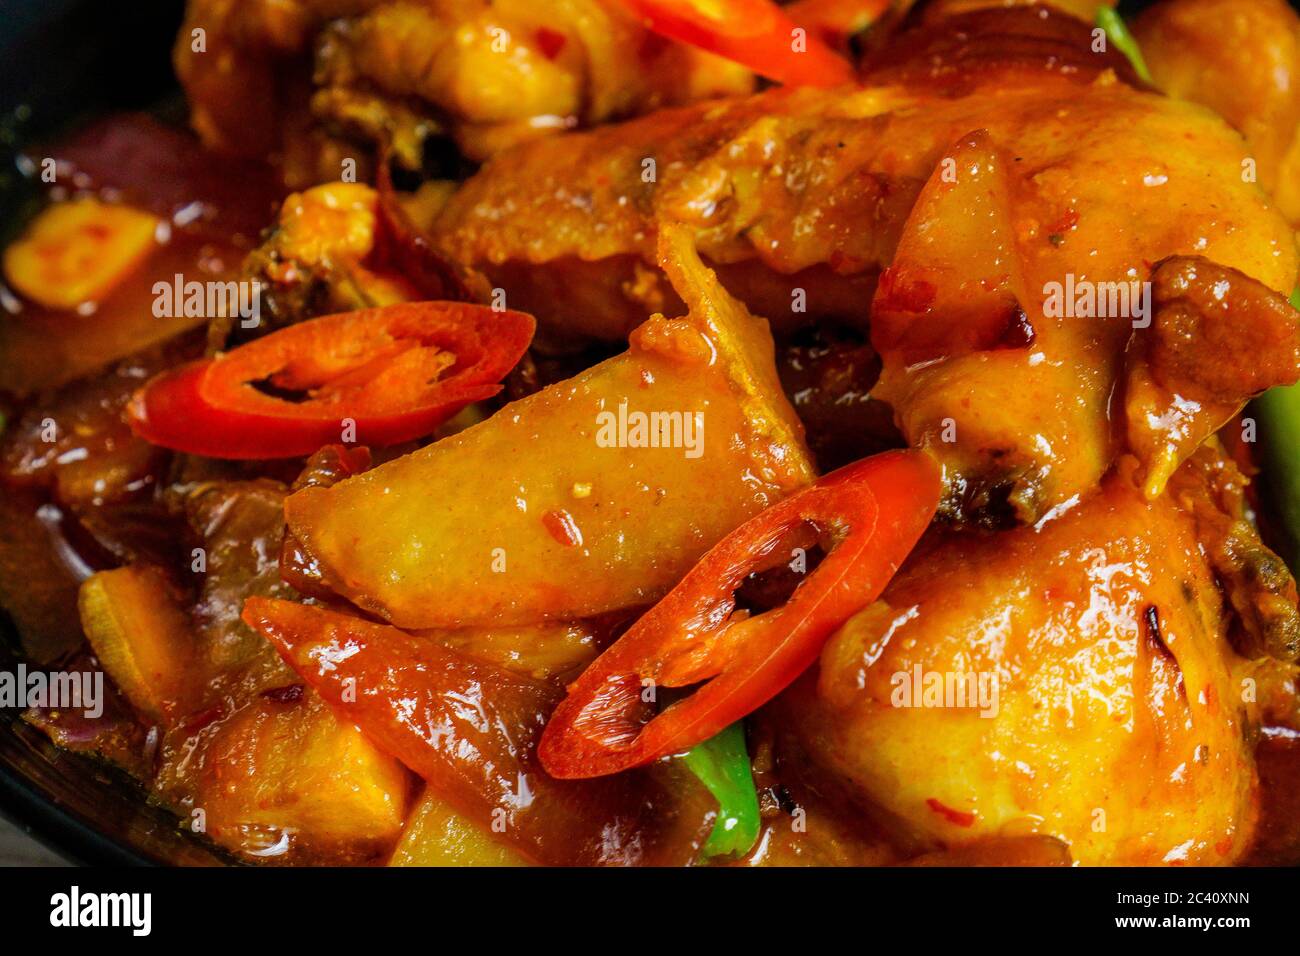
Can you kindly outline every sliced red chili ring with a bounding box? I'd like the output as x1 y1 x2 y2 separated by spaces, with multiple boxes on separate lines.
539 449 942 778
127 301 534 459
620 0 857 88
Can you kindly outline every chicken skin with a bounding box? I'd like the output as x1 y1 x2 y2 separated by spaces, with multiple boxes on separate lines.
788 452 1266 865
431 6 1297 523
175 0 753 181
1135 0 1300 222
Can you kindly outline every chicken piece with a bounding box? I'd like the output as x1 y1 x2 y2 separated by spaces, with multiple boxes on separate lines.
788 457 1264 865
175 0 753 179
1167 445 1300 664
433 6 1296 522
1135 0 1300 222
431 82 916 343
0 340 191 576
219 182 408 348
1124 257 1300 500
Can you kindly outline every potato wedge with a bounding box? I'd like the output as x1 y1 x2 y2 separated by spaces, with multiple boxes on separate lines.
77 565 197 724
159 691 411 863
388 787 530 867
285 230 814 627
3 198 159 309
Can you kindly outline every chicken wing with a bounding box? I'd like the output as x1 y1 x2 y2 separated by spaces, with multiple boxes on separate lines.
431 6 1297 522
175 0 754 181
788 451 1270 865
1135 0 1300 222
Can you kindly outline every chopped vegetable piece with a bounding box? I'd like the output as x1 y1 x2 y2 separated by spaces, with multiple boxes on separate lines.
154 691 412 861
3 198 159 309
682 721 761 860
621 0 856 87
539 449 942 778
787 0 890 52
77 565 197 724
242 598 685 865
1253 287 1300 571
1096 8 1153 84
388 788 531 867
1261 399 1300 567
0 229 238 398
282 228 814 627
127 301 534 459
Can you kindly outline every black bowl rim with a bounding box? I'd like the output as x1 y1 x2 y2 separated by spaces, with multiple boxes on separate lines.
0 749 152 867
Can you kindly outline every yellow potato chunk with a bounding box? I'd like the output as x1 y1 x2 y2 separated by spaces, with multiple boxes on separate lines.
174 692 411 861
286 229 814 628
77 565 197 725
3 198 159 309
388 788 530 867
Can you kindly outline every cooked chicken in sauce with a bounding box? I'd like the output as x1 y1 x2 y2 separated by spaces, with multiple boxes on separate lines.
2 0 1300 867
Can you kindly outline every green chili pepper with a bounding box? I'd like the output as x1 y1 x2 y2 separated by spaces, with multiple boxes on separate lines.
683 721 761 861
1096 8 1153 85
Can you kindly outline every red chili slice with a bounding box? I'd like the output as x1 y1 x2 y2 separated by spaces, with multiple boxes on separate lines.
786 0 891 54
620 0 856 87
539 449 941 779
241 597 699 865
127 301 534 459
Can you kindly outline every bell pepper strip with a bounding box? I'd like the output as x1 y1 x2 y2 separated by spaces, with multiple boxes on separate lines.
127 301 534 459
682 721 761 860
620 0 856 87
241 597 696 865
539 448 941 779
